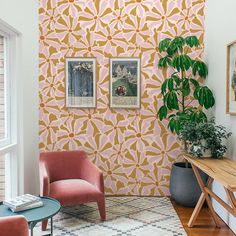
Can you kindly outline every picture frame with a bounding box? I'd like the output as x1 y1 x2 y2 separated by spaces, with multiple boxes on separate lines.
109 58 141 108
226 41 236 115
65 58 96 108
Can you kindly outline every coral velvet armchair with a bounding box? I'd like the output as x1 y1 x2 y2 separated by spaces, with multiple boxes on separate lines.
0 216 29 236
39 150 106 230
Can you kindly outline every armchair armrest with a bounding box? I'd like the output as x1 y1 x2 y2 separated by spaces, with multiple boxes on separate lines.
0 216 28 236
39 162 50 196
80 158 104 193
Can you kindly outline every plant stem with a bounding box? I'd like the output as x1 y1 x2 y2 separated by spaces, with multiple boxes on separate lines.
181 70 185 112
185 99 194 108
182 140 189 168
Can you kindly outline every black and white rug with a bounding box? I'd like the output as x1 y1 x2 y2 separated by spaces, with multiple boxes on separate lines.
35 197 186 236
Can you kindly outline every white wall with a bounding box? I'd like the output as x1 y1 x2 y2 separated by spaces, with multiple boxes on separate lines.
205 0 236 233
0 1 39 195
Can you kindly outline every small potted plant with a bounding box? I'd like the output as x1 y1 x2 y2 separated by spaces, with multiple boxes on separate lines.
179 119 232 158
157 35 215 207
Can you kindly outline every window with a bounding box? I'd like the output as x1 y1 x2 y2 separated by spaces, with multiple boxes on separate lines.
0 35 5 141
0 34 7 201
0 154 5 200
0 21 20 200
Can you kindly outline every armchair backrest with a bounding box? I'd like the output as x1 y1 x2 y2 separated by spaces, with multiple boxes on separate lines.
39 150 88 182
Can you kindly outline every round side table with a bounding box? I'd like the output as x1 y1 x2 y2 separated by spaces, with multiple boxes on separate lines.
0 196 61 236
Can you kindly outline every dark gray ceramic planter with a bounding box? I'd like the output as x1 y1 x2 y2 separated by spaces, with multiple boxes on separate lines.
170 162 208 207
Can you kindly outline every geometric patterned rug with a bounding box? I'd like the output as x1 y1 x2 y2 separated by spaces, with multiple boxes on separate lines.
35 197 187 236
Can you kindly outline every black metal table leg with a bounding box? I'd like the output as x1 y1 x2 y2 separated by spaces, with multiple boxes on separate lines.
29 222 35 236
29 222 37 236
51 217 53 235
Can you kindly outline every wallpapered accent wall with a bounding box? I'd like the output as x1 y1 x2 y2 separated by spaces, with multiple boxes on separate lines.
39 0 205 196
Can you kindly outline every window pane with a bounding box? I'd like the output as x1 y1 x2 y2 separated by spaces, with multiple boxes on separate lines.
0 154 5 201
0 35 5 140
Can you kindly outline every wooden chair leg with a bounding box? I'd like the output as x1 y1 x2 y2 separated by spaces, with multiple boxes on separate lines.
42 220 48 231
97 198 106 221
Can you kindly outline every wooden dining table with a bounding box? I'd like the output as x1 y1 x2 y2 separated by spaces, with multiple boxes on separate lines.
183 153 236 228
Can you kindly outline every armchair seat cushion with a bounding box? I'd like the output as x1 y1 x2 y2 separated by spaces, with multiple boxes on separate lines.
50 179 104 206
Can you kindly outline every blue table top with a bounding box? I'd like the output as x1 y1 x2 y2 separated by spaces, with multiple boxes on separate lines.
0 197 61 223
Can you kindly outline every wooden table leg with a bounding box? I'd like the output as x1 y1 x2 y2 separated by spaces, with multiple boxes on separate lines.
188 192 206 227
188 165 221 228
188 176 213 227
225 187 236 209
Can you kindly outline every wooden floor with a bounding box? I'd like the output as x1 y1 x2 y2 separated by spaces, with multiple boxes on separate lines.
173 201 235 236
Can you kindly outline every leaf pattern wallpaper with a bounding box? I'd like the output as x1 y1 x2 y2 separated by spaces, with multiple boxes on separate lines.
39 0 205 196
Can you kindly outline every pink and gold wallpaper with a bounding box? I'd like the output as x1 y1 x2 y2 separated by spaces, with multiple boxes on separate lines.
39 0 205 196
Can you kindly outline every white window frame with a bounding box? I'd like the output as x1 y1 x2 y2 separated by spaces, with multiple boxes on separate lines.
0 19 21 198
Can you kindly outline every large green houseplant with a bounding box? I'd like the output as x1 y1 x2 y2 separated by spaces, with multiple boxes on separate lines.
157 35 215 207
157 35 215 135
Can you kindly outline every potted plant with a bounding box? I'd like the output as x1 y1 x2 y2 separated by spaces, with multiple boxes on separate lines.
157 35 215 207
179 119 232 158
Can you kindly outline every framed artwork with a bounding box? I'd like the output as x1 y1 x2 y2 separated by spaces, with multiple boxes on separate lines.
226 41 236 115
110 58 141 108
65 58 96 108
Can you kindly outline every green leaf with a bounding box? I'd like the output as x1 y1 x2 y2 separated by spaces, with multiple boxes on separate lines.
168 117 175 132
182 78 190 96
163 93 168 104
190 78 199 88
204 87 215 109
161 75 181 94
193 86 200 99
183 55 192 71
172 55 192 71
166 91 179 110
168 114 176 118
158 105 167 120
167 44 177 56
190 110 207 122
168 116 181 134
185 36 199 47
161 79 168 94
177 112 191 121
158 56 172 68
172 37 185 52
173 37 185 45
192 60 208 78
172 74 181 86
175 119 181 134
197 86 215 109
198 87 205 106
168 77 174 91
159 38 171 53
185 107 197 113
172 56 181 71
183 55 192 70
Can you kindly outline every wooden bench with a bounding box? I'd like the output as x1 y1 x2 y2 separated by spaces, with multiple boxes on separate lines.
183 153 236 228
